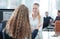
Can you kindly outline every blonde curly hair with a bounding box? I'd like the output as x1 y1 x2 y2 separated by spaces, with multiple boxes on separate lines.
5 5 31 39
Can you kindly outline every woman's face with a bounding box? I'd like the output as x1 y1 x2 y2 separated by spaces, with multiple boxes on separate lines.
33 5 39 15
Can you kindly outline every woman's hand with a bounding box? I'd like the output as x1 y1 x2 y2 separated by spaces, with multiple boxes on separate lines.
51 23 55 25
36 24 41 29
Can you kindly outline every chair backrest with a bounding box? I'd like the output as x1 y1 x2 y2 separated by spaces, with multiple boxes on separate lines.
55 20 60 32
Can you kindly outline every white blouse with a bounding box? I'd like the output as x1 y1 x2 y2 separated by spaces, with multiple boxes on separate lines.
29 15 43 31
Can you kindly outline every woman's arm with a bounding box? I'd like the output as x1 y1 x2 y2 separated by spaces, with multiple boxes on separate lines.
51 23 55 25
36 17 43 30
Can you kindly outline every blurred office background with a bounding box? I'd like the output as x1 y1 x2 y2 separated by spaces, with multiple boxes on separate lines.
0 0 60 39
0 0 60 20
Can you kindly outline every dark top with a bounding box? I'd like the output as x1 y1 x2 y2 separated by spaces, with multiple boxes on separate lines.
54 16 60 23
2 20 14 39
2 20 7 30
44 16 52 23
43 16 53 28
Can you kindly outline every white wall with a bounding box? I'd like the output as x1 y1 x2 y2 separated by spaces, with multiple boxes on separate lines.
56 0 60 10
40 0 57 20
48 0 57 20
40 0 48 17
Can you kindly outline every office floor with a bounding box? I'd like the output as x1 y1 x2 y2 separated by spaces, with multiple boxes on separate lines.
42 31 60 39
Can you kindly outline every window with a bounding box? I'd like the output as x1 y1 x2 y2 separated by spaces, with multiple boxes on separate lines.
0 0 22 9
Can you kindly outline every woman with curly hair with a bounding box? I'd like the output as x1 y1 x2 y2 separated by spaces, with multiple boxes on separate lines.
3 4 31 39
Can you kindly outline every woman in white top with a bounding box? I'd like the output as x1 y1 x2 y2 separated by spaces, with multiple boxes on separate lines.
29 3 43 39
